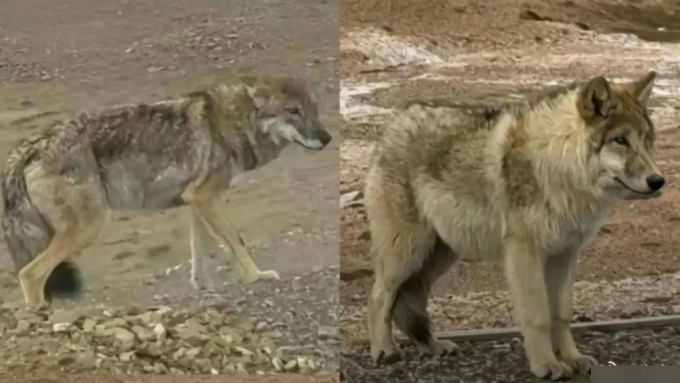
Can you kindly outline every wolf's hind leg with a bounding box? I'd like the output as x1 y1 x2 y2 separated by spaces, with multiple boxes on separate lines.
545 250 598 375
392 235 459 356
189 208 217 291
367 225 433 364
20 177 109 308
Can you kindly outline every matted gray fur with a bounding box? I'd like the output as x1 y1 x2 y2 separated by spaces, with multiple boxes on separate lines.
364 72 663 380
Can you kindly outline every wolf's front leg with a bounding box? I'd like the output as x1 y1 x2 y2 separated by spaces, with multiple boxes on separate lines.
504 236 572 381
545 250 598 375
189 209 217 291
191 201 280 284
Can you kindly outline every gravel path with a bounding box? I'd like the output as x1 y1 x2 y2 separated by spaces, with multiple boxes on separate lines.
340 326 680 382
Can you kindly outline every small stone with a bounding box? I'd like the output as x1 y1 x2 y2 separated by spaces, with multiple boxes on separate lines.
75 350 97 370
211 368 219 375
16 320 31 335
137 311 162 325
13 309 40 322
131 325 155 341
157 306 173 315
186 347 201 359
272 356 283 371
174 326 207 346
219 327 244 344
318 325 338 340
142 342 165 357
52 323 70 333
82 318 96 332
104 318 127 329
57 353 76 366
283 359 298 372
49 310 82 326
113 327 135 343
621 303 644 318
172 348 186 360
196 358 213 372
236 362 249 375
234 346 254 356
153 323 167 340
153 362 168 374
265 330 284 339
255 321 269 332
184 319 207 333
119 351 135 362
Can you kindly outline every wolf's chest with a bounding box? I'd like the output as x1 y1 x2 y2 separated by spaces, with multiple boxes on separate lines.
544 208 609 256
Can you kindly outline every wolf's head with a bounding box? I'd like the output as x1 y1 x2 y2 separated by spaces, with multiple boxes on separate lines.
578 72 664 200
246 76 332 151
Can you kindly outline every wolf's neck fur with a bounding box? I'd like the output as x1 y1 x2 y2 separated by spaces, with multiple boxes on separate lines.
224 116 292 173
200 85 290 173
502 91 611 218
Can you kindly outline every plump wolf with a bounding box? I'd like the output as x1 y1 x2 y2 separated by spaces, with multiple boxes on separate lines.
2 75 332 309
365 72 663 380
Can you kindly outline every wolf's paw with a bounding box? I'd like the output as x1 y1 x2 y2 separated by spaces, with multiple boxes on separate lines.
417 339 458 356
431 339 459 356
560 353 598 375
191 277 204 291
25 300 50 311
191 270 217 291
191 276 215 292
256 270 280 281
240 269 280 284
531 359 573 381
371 344 401 365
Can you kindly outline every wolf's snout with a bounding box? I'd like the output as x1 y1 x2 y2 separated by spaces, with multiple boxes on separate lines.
646 174 665 191
318 129 332 146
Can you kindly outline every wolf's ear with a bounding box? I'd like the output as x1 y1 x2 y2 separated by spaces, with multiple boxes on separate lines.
627 71 656 106
578 76 613 120
247 89 284 116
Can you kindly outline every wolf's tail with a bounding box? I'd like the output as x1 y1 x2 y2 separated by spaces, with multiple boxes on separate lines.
1 149 82 300
391 235 457 346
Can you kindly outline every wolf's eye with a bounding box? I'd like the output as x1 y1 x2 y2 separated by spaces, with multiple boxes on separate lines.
287 107 302 115
614 136 629 146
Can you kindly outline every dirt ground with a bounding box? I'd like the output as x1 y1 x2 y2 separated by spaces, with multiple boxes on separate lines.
0 0 339 381
339 0 680 362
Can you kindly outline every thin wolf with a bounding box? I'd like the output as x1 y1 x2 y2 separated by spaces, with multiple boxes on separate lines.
365 72 663 380
2 75 332 309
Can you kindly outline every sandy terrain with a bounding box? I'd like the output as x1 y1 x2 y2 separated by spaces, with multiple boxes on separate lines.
0 0 339 381
339 0 680 360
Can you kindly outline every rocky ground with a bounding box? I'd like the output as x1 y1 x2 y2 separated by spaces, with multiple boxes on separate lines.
0 0 339 381
340 0 680 380
341 325 680 383
1 304 319 375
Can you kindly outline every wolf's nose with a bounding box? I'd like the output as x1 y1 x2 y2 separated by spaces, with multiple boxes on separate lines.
319 130 332 146
646 174 665 191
